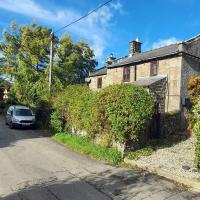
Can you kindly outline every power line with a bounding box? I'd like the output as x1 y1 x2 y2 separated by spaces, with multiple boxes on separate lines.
54 0 113 33
49 0 113 94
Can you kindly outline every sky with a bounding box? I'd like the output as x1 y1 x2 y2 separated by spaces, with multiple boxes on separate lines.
0 0 200 67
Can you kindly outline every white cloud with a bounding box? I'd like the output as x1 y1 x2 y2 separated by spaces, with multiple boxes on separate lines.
152 37 180 49
0 0 123 60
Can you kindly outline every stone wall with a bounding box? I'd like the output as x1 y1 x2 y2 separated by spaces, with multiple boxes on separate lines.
160 111 183 138
183 36 200 58
157 56 182 112
149 78 167 113
136 62 150 78
136 56 182 112
181 55 200 103
106 65 136 85
89 74 109 91
89 56 183 113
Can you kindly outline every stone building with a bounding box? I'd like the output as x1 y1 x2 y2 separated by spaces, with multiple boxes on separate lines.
88 34 200 137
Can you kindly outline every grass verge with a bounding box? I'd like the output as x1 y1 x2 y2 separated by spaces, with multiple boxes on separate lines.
53 133 122 165
126 146 154 160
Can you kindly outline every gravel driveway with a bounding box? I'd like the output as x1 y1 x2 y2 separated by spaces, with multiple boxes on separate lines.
0 116 199 200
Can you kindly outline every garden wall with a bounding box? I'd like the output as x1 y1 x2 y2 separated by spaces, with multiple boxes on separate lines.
160 111 183 137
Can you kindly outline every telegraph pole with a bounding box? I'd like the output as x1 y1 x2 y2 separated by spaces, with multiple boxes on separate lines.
48 0 112 93
49 31 54 94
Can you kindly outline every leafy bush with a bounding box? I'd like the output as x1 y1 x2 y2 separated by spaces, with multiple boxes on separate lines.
50 111 63 133
51 84 154 148
0 101 6 109
127 146 154 160
52 85 98 137
98 84 154 143
53 133 122 164
34 100 51 128
192 99 200 168
188 76 200 103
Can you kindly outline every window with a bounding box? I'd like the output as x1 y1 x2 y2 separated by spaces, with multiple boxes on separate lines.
15 109 33 116
97 77 102 88
150 61 158 76
123 66 130 82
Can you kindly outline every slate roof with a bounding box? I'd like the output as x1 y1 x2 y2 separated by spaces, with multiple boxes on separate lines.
89 67 107 77
108 43 180 68
89 43 181 77
89 34 200 77
132 75 167 87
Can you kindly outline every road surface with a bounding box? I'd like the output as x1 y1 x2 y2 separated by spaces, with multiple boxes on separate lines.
0 116 199 200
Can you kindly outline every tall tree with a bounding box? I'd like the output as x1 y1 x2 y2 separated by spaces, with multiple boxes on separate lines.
0 22 97 106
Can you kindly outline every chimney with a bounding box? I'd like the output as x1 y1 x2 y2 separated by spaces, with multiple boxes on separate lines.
105 53 116 65
129 37 142 57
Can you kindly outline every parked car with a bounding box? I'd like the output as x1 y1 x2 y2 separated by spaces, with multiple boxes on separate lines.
6 105 36 129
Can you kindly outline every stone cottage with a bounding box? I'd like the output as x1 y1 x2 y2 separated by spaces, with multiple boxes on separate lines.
88 35 200 137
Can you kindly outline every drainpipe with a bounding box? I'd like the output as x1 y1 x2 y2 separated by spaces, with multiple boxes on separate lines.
134 65 137 81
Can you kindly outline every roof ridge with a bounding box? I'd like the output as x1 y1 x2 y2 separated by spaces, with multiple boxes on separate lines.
92 66 106 72
185 34 200 43
142 42 180 54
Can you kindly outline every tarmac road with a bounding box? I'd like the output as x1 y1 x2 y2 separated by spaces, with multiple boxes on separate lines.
0 116 199 200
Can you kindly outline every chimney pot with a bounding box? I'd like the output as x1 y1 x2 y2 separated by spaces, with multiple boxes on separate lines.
129 37 142 57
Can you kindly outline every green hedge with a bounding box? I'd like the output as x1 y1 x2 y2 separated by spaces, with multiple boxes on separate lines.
98 84 154 143
192 99 200 168
51 84 154 145
52 85 98 136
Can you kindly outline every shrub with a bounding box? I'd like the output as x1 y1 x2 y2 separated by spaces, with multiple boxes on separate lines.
192 99 200 168
0 101 6 115
34 100 51 128
50 111 63 133
0 101 6 109
127 146 154 160
187 76 200 131
188 76 200 103
98 84 154 143
51 84 154 148
52 85 98 137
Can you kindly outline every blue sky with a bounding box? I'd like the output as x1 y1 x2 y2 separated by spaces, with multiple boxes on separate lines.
0 0 200 67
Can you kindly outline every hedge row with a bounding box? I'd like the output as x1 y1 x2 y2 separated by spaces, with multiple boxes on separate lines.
51 84 154 146
192 99 200 168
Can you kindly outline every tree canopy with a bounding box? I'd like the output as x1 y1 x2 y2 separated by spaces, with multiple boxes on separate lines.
0 22 97 106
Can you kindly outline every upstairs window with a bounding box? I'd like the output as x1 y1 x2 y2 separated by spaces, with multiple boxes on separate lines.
97 77 102 88
150 61 158 76
123 66 130 82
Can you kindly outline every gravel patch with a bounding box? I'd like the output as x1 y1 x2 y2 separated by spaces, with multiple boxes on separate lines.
133 135 200 180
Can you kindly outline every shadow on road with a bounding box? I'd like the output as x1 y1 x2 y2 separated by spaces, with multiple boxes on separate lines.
0 115 50 149
1 168 200 200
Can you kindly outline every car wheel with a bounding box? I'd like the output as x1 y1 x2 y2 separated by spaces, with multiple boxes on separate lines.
9 122 14 129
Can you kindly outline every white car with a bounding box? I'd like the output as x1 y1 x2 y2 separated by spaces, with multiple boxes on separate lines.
6 105 36 129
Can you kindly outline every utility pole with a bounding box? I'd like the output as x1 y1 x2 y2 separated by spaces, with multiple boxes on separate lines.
49 31 54 94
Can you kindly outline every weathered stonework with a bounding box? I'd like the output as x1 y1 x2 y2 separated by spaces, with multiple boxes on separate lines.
88 35 200 139
160 112 182 137
89 74 108 91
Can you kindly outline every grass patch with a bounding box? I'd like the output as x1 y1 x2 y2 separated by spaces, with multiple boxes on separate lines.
53 133 122 164
127 146 154 160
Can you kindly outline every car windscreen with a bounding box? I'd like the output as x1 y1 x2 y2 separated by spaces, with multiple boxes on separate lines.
14 109 33 116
